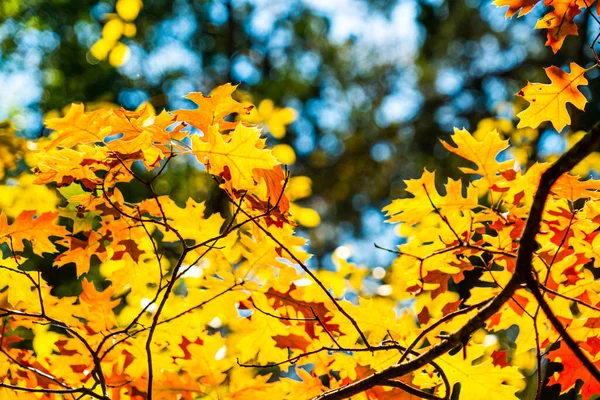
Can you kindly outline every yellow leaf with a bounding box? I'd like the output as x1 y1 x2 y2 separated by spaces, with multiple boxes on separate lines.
440 128 514 190
191 123 278 190
290 204 320 227
516 62 589 131
383 169 478 225
102 18 124 42
436 343 525 400
0 210 67 255
272 143 296 164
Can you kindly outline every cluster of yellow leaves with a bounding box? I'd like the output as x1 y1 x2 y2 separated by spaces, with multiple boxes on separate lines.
90 0 142 66
0 84 364 399
4 75 600 399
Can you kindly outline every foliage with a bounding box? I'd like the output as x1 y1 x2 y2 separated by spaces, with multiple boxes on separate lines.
4 1 600 400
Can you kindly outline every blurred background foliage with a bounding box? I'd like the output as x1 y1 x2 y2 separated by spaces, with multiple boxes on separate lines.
1 0 599 268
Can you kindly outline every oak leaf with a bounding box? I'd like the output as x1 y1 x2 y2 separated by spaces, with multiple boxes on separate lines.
516 62 589 131
191 123 278 190
383 169 478 225
494 0 541 17
436 343 525 400
0 210 67 256
535 0 584 53
440 128 514 190
548 341 600 399
173 83 251 135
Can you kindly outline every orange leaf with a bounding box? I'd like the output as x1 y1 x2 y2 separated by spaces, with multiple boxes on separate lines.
273 333 311 351
0 211 67 256
535 0 584 53
494 0 542 17
548 341 600 399
173 83 251 135
191 123 278 190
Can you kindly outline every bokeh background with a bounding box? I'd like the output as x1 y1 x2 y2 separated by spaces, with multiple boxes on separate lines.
2 0 599 269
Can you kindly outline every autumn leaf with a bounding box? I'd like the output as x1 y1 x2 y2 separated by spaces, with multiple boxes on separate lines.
383 168 478 224
494 0 542 17
516 62 589 131
440 128 514 190
32 324 60 361
0 210 67 255
44 103 112 149
191 123 278 190
174 83 252 135
548 341 600 399
535 0 583 53
434 344 525 400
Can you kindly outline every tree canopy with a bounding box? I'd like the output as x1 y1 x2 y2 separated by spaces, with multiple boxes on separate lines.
3 0 600 399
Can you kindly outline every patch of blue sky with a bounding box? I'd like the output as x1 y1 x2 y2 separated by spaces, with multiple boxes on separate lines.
371 142 393 162
306 94 351 133
293 117 316 155
74 20 101 48
208 1 228 25
118 43 145 80
375 68 423 127
153 1 198 45
453 90 475 113
344 207 399 268
483 76 508 111
267 26 294 51
435 104 459 132
0 25 55 135
375 89 423 127
319 133 344 157
163 78 197 109
538 129 567 158
295 51 321 82
480 2 509 32
143 43 202 86
90 2 112 21
303 0 422 66
118 89 149 109
232 54 262 85
435 67 464 96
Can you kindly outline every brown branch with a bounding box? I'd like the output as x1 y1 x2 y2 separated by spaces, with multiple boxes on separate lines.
398 299 490 364
311 308 342 349
145 250 187 398
0 382 108 399
539 282 600 313
381 379 446 400
252 303 317 322
423 184 463 243
527 277 600 384
533 308 543 400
